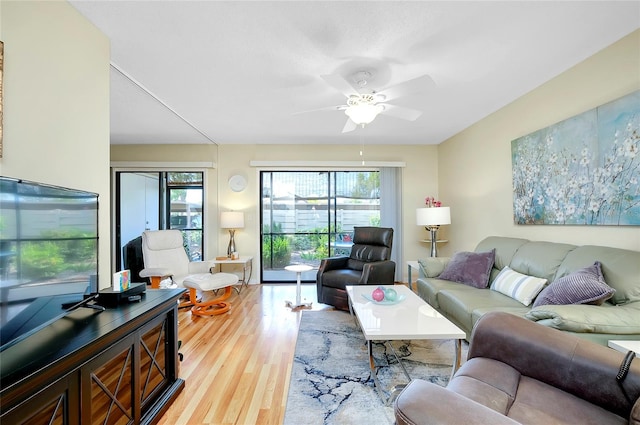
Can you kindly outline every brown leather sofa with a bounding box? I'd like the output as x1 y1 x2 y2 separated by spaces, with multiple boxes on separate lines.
394 312 640 425
316 226 395 310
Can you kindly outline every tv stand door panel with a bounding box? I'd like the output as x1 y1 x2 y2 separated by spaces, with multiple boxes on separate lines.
0 289 185 425
82 336 136 425
0 374 79 425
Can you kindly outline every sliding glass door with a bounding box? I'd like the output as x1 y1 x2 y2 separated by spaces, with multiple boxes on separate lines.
260 171 380 283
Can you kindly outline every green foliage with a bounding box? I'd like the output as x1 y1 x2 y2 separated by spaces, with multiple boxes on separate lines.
300 229 329 260
297 225 342 260
263 222 291 268
262 235 291 268
352 172 380 199
20 229 97 280
21 241 65 278
45 230 96 263
369 215 381 226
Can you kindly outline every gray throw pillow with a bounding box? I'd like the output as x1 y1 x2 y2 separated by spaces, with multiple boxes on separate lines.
438 249 496 288
532 261 615 307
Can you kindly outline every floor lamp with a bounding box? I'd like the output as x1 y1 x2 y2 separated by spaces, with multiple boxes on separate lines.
416 207 451 257
220 211 244 257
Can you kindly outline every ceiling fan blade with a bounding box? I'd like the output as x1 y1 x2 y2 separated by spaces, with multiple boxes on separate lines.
377 75 435 102
380 104 423 121
292 105 345 115
342 118 358 133
321 73 359 97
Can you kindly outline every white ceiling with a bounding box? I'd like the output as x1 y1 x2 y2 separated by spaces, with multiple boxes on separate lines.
68 1 640 146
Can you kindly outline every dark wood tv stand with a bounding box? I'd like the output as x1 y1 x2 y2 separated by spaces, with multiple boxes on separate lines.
0 288 185 425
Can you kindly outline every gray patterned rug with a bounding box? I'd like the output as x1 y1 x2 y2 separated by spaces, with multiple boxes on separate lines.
284 310 467 425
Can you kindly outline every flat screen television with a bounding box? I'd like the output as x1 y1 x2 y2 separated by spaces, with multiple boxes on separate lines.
0 177 100 351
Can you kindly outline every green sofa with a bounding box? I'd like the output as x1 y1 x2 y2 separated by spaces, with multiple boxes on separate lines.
416 236 640 345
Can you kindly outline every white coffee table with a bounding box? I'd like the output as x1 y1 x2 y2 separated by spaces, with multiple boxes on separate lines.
608 340 640 356
285 264 313 309
346 284 465 403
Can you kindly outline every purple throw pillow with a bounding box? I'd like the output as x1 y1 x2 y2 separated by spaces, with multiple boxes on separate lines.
438 249 496 289
532 261 615 307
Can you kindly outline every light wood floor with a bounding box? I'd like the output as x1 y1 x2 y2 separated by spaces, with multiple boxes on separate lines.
157 283 332 425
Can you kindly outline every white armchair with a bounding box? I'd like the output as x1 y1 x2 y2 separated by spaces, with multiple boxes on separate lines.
139 230 238 316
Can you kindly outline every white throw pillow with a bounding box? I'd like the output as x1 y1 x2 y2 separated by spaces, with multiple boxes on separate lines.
491 266 547 306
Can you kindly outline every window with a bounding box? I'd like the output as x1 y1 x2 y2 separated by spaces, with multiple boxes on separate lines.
260 171 380 282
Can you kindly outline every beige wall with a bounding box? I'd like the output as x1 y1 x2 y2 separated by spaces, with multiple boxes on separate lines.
0 1 111 288
111 143 438 281
438 30 640 254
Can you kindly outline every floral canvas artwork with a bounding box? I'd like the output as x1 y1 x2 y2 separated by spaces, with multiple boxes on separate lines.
512 90 639 226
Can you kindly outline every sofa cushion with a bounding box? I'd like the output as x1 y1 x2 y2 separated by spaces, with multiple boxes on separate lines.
448 358 520 415
533 261 615 307
471 307 532 329
526 301 640 334
508 241 576 283
319 269 363 289
437 288 527 334
475 237 528 271
438 249 496 288
555 245 640 305
394 379 522 425
415 277 462 309
491 267 547 306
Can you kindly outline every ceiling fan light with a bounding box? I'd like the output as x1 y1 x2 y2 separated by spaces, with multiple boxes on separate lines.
345 104 384 125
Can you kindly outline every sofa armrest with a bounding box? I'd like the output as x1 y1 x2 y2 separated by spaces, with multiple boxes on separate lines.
317 256 349 274
525 302 640 334
394 379 521 425
469 312 640 418
361 260 396 284
417 257 450 278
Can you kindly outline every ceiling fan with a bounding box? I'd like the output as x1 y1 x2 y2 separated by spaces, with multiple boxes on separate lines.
299 71 435 133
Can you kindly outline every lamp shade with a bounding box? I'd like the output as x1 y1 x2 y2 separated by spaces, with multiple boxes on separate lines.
220 211 244 229
416 207 451 226
345 103 384 125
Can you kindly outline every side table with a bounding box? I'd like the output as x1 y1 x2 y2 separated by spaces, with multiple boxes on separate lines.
284 264 313 309
212 256 253 293
407 260 420 291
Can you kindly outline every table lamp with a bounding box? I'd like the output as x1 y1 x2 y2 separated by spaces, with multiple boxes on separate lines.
220 211 244 257
416 207 451 257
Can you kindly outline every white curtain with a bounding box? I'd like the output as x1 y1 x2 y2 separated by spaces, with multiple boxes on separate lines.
379 167 402 281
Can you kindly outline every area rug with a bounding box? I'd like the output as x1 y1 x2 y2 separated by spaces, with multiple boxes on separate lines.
283 310 467 425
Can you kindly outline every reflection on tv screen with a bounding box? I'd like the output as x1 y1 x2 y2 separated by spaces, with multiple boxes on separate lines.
0 177 99 350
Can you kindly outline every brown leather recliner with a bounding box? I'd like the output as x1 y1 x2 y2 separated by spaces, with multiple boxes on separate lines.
394 311 640 425
316 226 395 311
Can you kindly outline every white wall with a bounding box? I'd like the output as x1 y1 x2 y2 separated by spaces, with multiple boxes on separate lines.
0 1 111 288
438 30 640 254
